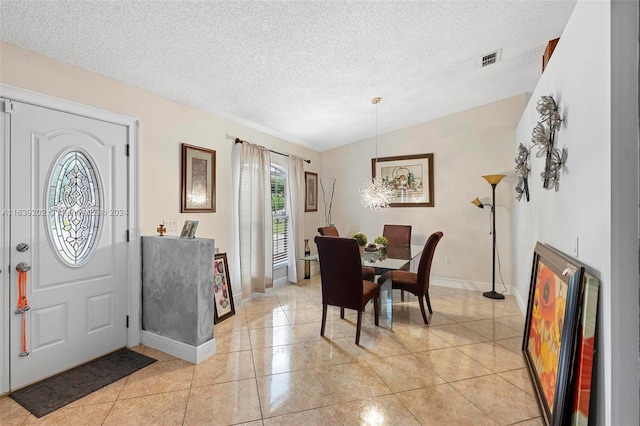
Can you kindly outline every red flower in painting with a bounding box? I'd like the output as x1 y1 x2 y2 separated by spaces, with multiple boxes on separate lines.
540 370 557 409
574 333 595 416
529 321 542 356
538 266 557 328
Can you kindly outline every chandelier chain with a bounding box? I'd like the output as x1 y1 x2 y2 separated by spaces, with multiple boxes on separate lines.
359 96 393 212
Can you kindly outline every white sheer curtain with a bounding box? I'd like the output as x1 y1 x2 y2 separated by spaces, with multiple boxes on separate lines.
232 141 273 298
286 156 305 283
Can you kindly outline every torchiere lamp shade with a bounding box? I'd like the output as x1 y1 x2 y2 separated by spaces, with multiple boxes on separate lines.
482 174 506 185
471 197 484 208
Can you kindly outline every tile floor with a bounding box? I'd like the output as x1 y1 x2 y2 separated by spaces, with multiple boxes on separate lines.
0 276 543 425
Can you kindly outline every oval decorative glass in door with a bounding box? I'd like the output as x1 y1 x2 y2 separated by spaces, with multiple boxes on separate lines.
47 150 103 266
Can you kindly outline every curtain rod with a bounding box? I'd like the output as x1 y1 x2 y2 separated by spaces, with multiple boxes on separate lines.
234 138 311 164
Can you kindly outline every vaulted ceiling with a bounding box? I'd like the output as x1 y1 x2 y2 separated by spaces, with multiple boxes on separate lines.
0 1 577 151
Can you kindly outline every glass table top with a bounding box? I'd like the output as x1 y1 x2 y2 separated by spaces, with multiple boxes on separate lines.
303 243 423 329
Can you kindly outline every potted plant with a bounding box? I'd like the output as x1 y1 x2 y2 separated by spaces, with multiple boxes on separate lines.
374 236 389 248
352 232 367 255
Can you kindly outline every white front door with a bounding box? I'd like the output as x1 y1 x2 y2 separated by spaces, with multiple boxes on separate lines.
9 101 128 389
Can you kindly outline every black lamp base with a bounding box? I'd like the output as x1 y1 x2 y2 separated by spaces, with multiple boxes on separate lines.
483 290 505 300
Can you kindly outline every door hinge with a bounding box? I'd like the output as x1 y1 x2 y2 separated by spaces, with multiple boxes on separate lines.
126 230 130 242
125 144 130 156
2 100 14 114
126 315 129 328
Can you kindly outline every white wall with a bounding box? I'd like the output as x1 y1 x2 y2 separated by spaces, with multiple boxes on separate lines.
320 94 527 292
513 0 639 424
0 41 324 277
0 40 330 391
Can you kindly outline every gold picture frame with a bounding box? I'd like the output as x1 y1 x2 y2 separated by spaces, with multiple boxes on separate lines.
372 153 435 207
181 143 216 212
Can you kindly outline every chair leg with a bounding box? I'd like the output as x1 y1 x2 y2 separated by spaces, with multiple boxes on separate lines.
425 291 433 314
355 310 362 345
321 304 328 336
340 307 345 319
418 296 429 325
401 289 405 302
373 297 379 326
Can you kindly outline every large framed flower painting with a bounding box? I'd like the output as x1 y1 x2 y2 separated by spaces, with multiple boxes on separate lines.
523 242 584 426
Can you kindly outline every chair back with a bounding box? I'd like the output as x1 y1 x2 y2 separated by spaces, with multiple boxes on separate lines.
314 236 363 310
383 224 412 245
415 232 444 293
317 226 340 237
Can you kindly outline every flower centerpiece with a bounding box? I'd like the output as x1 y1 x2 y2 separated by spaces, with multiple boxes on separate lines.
364 243 379 252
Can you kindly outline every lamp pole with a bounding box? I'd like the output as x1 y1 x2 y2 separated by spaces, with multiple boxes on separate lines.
484 182 505 300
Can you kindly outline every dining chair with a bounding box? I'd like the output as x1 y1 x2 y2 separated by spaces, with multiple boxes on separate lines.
317 226 375 281
378 231 443 324
383 224 412 300
315 236 380 345
317 226 339 237
382 224 412 245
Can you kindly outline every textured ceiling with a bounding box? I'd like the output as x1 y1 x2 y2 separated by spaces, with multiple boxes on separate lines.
0 1 576 152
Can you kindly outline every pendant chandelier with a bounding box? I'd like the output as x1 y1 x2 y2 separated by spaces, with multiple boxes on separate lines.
359 97 394 212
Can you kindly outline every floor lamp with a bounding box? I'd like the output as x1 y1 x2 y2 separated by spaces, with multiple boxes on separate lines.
471 174 506 300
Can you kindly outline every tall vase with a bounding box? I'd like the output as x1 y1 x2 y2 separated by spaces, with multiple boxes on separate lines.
304 239 311 279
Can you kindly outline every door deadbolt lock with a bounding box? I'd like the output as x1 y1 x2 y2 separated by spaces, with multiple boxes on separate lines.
16 262 31 272
16 243 29 252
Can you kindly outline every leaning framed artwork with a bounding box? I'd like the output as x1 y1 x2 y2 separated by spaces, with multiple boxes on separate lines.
305 171 318 212
372 153 434 207
570 272 600 426
522 242 584 426
181 143 216 212
213 253 235 323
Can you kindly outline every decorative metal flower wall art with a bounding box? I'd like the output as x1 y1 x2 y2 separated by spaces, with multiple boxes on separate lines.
515 143 531 201
531 95 567 191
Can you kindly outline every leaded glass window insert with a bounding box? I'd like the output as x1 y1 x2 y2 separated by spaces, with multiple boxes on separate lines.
47 150 102 266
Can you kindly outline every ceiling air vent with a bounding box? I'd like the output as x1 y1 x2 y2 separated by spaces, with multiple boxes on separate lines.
481 49 502 67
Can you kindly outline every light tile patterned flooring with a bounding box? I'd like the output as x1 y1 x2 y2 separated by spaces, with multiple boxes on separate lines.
0 276 543 425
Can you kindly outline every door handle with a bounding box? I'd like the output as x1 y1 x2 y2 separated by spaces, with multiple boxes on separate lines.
16 262 31 272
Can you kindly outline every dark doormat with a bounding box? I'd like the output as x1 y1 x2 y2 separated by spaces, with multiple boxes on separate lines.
9 348 156 418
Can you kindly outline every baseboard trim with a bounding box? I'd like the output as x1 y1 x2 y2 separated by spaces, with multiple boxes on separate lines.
430 276 515 296
140 331 216 364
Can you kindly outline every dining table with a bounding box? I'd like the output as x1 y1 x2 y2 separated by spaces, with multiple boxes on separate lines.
303 243 424 329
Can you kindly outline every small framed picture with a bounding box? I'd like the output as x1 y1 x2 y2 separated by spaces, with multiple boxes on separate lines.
305 171 318 212
213 253 235 323
179 220 199 239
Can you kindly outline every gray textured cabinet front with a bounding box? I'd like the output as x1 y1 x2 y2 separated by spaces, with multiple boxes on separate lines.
142 236 215 346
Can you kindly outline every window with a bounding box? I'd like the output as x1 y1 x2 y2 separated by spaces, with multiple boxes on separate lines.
47 149 102 266
271 165 288 267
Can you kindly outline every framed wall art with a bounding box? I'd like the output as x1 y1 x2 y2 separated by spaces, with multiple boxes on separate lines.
213 253 235 323
305 171 318 212
372 153 434 207
181 143 216 212
570 272 600 426
522 242 584 426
